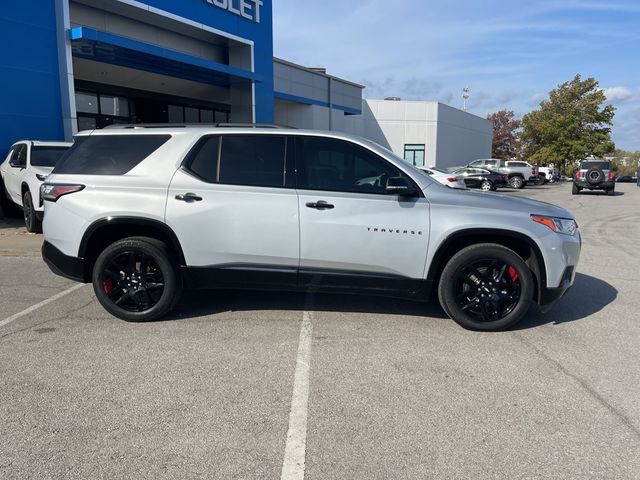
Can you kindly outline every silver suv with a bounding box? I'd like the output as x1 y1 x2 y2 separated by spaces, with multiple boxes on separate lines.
41 125 581 331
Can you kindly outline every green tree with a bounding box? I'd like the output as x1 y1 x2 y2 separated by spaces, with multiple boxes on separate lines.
520 75 615 172
487 110 521 159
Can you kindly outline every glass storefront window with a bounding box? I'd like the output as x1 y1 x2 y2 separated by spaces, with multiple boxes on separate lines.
215 111 229 123
78 116 97 132
100 95 129 117
168 105 184 123
76 92 99 114
185 107 199 123
200 109 214 123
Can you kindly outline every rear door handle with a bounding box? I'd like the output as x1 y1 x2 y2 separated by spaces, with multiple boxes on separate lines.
175 192 203 202
305 200 334 210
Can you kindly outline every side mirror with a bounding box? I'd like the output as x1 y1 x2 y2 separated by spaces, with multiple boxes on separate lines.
385 176 417 196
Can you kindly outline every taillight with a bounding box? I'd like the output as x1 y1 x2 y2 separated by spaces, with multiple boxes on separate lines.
499 175 506 181
608 171 615 180
40 183 85 202
575 172 582 179
447 177 458 183
531 168 536 175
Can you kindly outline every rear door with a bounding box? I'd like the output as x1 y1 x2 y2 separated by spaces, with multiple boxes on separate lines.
166 134 300 289
295 136 430 291
4 144 27 204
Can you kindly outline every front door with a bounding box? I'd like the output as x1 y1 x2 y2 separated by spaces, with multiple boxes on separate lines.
295 136 430 293
4 144 27 204
166 134 299 289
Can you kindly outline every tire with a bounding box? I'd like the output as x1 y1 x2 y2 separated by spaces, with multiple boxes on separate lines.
22 190 42 233
571 183 580 195
437 243 535 331
0 178 21 218
607 187 615 196
92 237 182 322
480 180 493 192
509 176 525 189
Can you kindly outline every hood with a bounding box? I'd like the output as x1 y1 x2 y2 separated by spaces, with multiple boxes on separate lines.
428 187 574 219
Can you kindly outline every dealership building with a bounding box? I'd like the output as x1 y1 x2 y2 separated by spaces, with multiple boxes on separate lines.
1 0 490 169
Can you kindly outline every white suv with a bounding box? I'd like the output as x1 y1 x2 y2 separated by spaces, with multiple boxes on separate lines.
0 140 72 231
41 125 581 331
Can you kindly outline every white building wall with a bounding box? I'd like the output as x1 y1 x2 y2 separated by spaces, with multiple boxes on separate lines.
337 99 492 170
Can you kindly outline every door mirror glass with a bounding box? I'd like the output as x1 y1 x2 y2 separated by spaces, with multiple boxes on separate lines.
385 176 417 196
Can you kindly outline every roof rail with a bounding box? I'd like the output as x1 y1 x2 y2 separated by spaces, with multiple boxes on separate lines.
102 123 296 130
215 123 296 129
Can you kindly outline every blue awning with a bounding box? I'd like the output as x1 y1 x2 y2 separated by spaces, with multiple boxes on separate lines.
70 27 262 88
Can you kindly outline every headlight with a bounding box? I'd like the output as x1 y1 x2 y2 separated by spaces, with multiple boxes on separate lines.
531 215 578 236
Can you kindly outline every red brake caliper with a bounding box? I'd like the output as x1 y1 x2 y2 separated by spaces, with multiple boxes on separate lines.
103 278 113 294
507 266 519 282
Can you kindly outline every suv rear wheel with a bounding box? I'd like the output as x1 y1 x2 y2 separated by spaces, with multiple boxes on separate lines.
438 243 534 331
92 237 181 322
22 190 42 233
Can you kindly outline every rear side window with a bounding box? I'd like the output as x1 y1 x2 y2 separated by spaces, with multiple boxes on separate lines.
31 147 69 167
184 135 287 188
507 161 527 167
53 135 170 175
581 161 610 170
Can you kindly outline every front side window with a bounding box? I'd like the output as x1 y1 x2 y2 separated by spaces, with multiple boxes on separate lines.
403 144 426 166
297 137 406 195
12 144 27 167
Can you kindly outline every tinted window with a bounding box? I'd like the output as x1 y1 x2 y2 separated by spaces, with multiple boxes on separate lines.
12 145 27 167
185 136 220 183
54 135 170 175
297 137 405 194
485 160 497 166
507 161 527 167
218 135 286 187
31 147 70 167
581 161 611 170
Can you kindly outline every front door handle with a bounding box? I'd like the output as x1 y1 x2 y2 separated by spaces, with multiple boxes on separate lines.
175 192 203 202
306 200 334 210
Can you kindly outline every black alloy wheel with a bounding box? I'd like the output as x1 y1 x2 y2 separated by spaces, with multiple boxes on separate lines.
22 190 42 233
93 237 181 321
438 243 534 331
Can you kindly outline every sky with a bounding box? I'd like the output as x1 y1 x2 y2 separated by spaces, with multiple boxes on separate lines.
272 0 640 151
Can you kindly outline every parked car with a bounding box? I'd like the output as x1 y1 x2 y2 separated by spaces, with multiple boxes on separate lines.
451 167 508 191
467 159 538 189
573 160 615 195
0 140 72 231
41 125 581 331
417 166 466 189
537 165 559 183
616 176 634 183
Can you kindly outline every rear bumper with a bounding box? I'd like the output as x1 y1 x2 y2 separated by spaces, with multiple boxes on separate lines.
42 241 86 283
574 180 614 190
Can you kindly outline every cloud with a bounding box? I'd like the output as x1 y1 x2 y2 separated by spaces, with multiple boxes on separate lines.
603 86 632 103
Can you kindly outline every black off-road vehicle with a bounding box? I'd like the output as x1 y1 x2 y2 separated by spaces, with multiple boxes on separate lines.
572 160 615 195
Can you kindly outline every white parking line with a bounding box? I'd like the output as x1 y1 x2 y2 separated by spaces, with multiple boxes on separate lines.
280 309 313 480
0 283 85 329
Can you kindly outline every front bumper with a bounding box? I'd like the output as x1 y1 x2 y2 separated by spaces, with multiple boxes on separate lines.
42 241 86 283
574 180 614 190
539 266 574 312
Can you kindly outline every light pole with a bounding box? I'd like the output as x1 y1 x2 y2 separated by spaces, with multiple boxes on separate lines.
462 87 470 112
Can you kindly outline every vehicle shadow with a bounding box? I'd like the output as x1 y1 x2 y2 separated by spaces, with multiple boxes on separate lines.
0 217 25 230
578 191 625 196
165 289 448 321
513 273 617 330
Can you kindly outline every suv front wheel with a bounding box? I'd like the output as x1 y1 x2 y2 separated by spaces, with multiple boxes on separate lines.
438 243 534 331
92 237 181 322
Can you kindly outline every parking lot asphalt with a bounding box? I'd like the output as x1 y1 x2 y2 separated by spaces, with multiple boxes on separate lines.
1 182 639 479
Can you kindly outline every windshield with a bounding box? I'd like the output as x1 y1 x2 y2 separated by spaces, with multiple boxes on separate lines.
30 146 70 167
